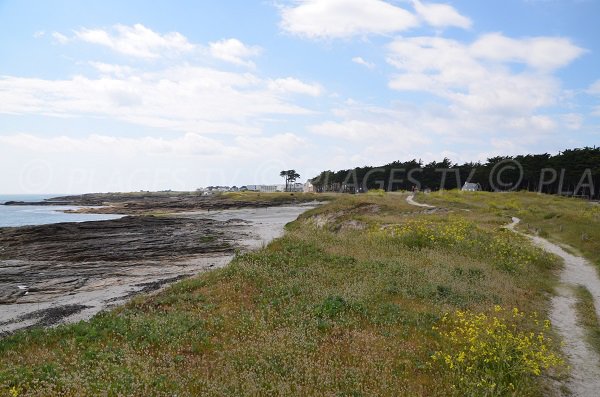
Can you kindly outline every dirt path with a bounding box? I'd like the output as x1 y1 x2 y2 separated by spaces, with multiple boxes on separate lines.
404 196 600 396
406 194 435 208
506 217 600 397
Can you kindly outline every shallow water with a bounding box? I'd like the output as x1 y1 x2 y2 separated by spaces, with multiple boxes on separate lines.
0 195 122 227
0 204 317 334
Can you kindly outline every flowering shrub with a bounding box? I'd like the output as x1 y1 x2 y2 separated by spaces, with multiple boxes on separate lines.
387 218 470 244
374 217 547 271
430 306 563 396
582 205 600 221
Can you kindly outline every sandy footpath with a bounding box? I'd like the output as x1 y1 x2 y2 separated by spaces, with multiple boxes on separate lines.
405 194 600 396
506 217 600 397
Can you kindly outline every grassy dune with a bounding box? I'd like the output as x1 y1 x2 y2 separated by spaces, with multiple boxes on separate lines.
1 192 581 396
221 191 335 203
419 191 600 267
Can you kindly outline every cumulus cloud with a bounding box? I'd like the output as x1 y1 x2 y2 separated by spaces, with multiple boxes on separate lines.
561 113 583 130
73 23 195 58
2 18 590 192
386 34 583 113
51 31 69 44
0 132 234 157
471 33 585 70
306 96 571 171
89 62 134 77
588 80 600 95
0 65 314 135
279 0 419 39
208 38 262 67
0 132 309 160
352 57 375 69
268 77 322 96
411 0 472 29
0 22 325 194
278 0 471 39
310 119 431 144
586 80 600 117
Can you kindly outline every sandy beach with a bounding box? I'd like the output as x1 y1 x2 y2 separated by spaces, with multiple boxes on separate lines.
0 203 318 335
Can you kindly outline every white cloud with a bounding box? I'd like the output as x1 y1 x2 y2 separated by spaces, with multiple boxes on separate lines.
305 99 571 172
279 0 418 39
587 80 600 95
268 77 323 96
309 116 437 169
33 31 45 39
352 57 375 69
74 24 195 58
0 132 312 193
0 132 309 162
89 62 134 77
561 113 583 130
506 115 557 131
446 73 559 113
3 20 590 192
471 33 585 70
412 0 472 29
386 34 583 113
208 38 262 67
0 65 315 135
314 99 563 143
311 119 431 144
278 0 472 39
588 81 600 117
51 32 69 44
0 133 227 156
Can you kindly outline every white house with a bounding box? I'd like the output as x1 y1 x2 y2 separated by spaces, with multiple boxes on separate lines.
462 182 481 192
246 184 285 192
303 181 314 193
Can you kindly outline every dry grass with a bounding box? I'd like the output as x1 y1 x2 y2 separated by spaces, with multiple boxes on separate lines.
221 191 336 204
419 190 600 267
574 285 600 356
0 192 569 396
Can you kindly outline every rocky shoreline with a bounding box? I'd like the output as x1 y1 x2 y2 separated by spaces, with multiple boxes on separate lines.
0 200 318 335
3 191 316 215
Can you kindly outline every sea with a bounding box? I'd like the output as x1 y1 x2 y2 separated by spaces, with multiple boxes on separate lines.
0 194 123 228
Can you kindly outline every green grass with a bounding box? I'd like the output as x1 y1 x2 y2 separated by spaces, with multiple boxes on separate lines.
0 192 571 396
574 285 600 356
220 191 336 203
419 190 600 267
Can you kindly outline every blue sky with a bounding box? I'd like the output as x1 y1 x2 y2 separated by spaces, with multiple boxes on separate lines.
1 0 599 193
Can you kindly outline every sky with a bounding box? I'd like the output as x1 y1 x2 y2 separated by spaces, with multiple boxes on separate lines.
1 0 599 194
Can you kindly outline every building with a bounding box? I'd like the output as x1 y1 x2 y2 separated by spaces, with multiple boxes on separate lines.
246 184 285 192
462 182 481 192
303 181 314 193
289 182 304 192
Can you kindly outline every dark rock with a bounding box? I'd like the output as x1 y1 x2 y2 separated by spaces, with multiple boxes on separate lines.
0 216 235 262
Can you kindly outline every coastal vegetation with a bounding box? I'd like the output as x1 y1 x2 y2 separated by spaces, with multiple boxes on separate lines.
418 190 600 267
311 146 600 199
2 191 591 395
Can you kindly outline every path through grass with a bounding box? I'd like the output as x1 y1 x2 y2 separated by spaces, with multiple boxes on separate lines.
0 192 573 396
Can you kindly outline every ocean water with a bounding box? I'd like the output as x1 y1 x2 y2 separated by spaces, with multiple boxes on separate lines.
0 194 123 228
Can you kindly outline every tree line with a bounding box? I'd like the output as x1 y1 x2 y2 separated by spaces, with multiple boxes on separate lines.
310 147 600 199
